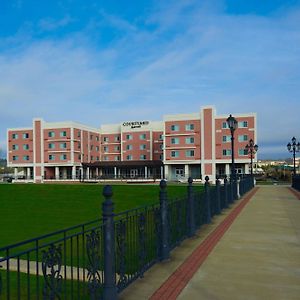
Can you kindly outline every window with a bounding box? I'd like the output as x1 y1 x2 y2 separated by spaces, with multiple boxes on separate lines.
23 155 29 161
96 136 99 141
239 149 248 156
222 122 228 129
60 143 67 149
159 154 163 160
185 137 194 144
77 131 81 137
171 138 179 144
23 133 29 139
115 136 120 142
104 146 108 152
126 134 132 140
222 136 231 143
96 146 99 151
60 131 67 137
13 155 18 161
185 124 194 131
238 135 248 142
115 156 120 161
96 156 99 161
103 137 109 142
90 134 93 140
140 154 147 160
186 150 195 157
60 154 67 160
159 134 163 140
114 146 120 151
140 134 146 140
48 131 55 138
23 144 29 150
126 155 133 160
78 154 81 160
104 156 108 161
171 151 179 158
49 155 55 160
222 149 232 156
90 145 94 150
49 143 55 149
160 144 163 150
78 142 81 149
171 125 179 131
238 121 248 128
12 133 18 139
140 144 146 150
91 156 94 161
126 144 132 150
12 144 19 150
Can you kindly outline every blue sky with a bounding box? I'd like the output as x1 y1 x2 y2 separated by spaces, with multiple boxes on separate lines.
0 0 300 159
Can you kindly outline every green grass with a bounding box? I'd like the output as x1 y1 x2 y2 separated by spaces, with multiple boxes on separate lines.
0 183 203 247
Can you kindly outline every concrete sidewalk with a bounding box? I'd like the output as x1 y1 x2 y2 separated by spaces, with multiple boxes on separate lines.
120 186 300 300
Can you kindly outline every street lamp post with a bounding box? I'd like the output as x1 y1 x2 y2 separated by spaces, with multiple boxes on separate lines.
245 139 258 177
287 137 300 175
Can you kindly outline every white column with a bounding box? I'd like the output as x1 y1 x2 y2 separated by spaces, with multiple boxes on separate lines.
14 167 18 179
245 163 250 175
96 168 99 178
161 166 164 179
27 167 31 179
55 167 60 180
225 164 230 177
87 167 90 180
114 167 117 179
72 166 76 180
145 166 148 179
164 165 169 180
237 178 241 199
184 164 189 178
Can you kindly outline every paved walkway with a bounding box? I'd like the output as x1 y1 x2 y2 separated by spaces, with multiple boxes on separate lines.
120 186 300 300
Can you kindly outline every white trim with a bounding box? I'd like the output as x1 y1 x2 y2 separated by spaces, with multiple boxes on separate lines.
7 127 33 131
43 121 99 133
41 120 44 182
164 113 200 121
216 112 256 119
200 109 205 177
71 127 74 164
212 108 216 180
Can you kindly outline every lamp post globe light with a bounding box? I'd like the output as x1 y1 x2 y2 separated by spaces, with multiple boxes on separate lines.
245 139 258 177
287 137 300 175
226 114 238 179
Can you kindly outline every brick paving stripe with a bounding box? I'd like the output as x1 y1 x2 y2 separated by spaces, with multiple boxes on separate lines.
150 187 259 300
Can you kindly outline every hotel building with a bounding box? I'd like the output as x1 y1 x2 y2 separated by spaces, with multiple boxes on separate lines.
7 106 257 183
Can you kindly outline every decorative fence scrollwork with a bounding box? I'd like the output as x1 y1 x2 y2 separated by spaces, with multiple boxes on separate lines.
116 220 128 289
86 229 103 299
138 212 146 277
42 243 63 300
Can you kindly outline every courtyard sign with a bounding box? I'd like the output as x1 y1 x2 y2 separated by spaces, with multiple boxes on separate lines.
122 121 149 129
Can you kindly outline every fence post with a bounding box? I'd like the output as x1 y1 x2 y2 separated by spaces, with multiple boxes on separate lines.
224 175 229 208
204 176 211 224
216 176 221 214
237 176 241 199
159 179 170 261
187 177 196 237
102 185 118 300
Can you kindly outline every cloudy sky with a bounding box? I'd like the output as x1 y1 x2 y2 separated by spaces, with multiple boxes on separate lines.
0 0 299 159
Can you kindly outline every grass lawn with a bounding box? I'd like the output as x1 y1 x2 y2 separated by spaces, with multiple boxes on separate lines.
0 183 204 247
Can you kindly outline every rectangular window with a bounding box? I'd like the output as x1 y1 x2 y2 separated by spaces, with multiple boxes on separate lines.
126 134 132 140
114 146 120 151
78 142 81 149
171 137 179 144
96 136 99 141
238 121 248 128
222 136 231 143
140 144 146 150
139 133 146 140
140 154 147 160
104 146 108 152
171 151 179 158
23 144 29 150
160 144 163 150
12 133 19 139
185 137 194 144
159 134 163 140
13 155 18 161
49 155 55 160
77 131 81 137
159 154 163 160
222 122 228 129
171 125 179 131
23 133 29 139
48 131 55 138
60 154 67 160
115 136 120 142
60 131 67 137
186 150 195 157
126 155 132 160
96 156 99 161
126 144 133 150
222 149 232 156
78 154 81 160
49 143 55 149
91 156 94 161
103 137 109 142
90 134 93 140
96 146 99 151
238 135 248 142
23 155 29 161
104 156 108 161
60 143 67 149
115 156 120 161
12 144 19 150
239 149 248 156
90 145 94 150
185 124 194 131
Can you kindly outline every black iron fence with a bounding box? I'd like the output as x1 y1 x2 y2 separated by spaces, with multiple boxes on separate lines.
292 174 300 191
0 175 254 299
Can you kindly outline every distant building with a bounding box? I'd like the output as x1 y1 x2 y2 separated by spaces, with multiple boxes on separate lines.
7 106 257 183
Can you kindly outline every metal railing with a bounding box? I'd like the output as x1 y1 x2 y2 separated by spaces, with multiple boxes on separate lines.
292 174 300 191
0 175 254 299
